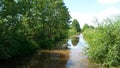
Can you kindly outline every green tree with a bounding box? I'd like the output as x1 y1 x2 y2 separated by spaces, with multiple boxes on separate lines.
68 19 81 35
72 19 81 32
82 23 89 32
33 0 71 49
0 0 38 60
0 0 70 60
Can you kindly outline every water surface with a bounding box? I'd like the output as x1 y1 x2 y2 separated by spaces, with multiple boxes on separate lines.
0 34 99 68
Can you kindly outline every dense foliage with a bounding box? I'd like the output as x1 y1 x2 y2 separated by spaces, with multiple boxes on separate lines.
82 23 94 32
0 0 70 60
83 16 120 67
69 19 81 35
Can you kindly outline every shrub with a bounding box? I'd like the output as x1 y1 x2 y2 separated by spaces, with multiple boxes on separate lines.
83 17 120 67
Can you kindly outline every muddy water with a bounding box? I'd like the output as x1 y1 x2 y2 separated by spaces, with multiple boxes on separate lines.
0 34 99 68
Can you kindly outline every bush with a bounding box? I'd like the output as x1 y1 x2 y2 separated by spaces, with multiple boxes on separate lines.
0 33 38 60
83 17 120 67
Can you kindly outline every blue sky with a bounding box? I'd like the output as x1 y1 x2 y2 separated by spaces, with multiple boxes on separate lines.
64 0 120 28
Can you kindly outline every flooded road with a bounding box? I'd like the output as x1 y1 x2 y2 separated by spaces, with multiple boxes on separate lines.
0 34 99 68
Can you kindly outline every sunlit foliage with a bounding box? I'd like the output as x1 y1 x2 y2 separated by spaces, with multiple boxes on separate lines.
83 16 120 67
0 0 70 59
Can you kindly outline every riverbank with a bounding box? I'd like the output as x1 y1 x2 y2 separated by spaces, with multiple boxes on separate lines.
0 34 100 68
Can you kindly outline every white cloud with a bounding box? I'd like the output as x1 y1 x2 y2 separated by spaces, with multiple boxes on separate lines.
98 0 120 4
70 7 120 28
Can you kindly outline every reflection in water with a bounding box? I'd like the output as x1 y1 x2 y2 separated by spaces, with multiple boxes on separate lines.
29 50 70 68
0 50 70 68
67 34 87 49
66 34 98 68
66 34 87 68
0 34 98 68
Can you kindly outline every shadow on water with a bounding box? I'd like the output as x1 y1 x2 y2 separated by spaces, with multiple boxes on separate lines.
0 34 99 68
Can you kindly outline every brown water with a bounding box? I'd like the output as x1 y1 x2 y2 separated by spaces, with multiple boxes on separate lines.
0 34 99 68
